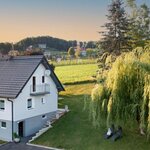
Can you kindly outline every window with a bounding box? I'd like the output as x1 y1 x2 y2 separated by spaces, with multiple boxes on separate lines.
42 76 45 83
1 122 6 128
27 99 32 109
41 98 46 104
32 76 36 92
42 115 47 119
0 100 5 110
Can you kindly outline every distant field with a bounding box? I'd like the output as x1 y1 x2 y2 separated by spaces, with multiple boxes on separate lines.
49 58 96 66
55 64 98 84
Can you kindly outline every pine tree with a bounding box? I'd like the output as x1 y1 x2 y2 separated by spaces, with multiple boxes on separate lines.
100 0 131 54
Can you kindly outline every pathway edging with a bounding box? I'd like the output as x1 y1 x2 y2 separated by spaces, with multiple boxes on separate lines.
0 142 8 147
27 143 64 150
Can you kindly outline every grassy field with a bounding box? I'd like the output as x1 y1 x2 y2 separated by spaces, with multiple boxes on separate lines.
55 64 98 84
49 58 96 66
33 84 150 150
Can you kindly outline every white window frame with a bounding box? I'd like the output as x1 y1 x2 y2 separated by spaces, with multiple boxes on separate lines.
27 99 33 110
42 115 47 119
41 98 46 104
0 100 5 111
42 76 45 83
1 121 6 129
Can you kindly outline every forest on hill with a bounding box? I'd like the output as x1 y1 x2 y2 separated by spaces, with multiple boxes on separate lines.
0 36 96 54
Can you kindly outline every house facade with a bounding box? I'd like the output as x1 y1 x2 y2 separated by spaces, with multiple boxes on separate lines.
0 55 64 141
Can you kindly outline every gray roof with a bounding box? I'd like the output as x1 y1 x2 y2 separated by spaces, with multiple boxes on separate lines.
0 55 64 99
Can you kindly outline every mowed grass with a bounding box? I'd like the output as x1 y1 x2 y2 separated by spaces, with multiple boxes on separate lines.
55 64 98 84
33 84 150 150
0 140 6 144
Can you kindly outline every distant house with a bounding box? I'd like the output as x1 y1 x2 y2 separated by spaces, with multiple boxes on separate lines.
44 50 51 58
38 44 47 49
0 55 64 141
80 49 86 57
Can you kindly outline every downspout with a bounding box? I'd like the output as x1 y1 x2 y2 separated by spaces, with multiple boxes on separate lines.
7 98 14 141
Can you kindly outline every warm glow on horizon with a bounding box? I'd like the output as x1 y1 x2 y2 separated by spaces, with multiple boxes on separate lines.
0 19 104 42
0 0 149 43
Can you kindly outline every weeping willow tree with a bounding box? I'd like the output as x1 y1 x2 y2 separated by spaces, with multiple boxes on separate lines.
89 46 150 139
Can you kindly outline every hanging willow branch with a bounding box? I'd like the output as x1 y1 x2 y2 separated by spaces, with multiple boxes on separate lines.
89 47 150 140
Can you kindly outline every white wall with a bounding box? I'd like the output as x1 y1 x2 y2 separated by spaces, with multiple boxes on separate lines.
13 64 58 121
0 98 12 121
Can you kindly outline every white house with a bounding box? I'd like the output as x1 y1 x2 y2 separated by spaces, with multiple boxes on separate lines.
0 55 64 141
38 44 47 49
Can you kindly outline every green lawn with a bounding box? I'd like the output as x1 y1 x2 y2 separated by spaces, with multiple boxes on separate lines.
33 84 150 150
0 140 6 144
55 64 98 84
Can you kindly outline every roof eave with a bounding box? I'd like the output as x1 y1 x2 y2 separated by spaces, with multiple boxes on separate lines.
42 57 65 92
0 96 15 99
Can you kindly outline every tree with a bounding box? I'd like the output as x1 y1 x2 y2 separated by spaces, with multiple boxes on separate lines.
0 43 12 54
86 48 98 58
79 42 83 48
88 46 150 139
8 50 19 56
69 40 77 47
14 36 78 52
86 48 93 58
126 0 150 47
126 0 136 8
24 47 43 56
100 0 131 54
86 41 96 49
75 48 81 58
68 47 75 58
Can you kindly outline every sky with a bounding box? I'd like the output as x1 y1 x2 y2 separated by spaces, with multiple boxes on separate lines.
0 0 149 43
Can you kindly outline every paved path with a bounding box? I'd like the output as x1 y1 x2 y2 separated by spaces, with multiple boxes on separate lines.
0 142 53 150
0 137 53 150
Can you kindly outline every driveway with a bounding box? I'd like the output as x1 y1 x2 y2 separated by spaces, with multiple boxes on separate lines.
0 142 53 150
